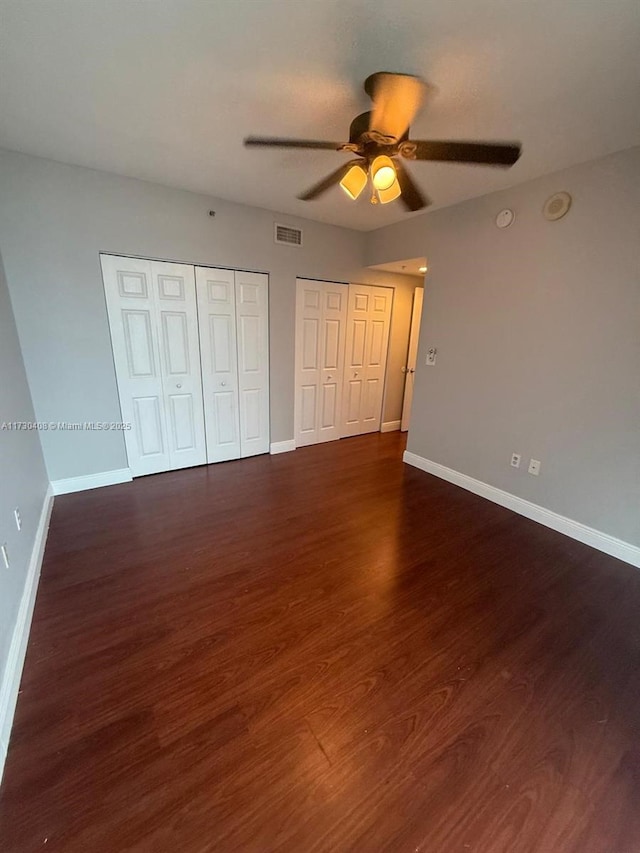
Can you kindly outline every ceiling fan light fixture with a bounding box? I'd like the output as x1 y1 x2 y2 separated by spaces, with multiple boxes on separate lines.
244 72 521 214
371 155 396 191
339 163 368 200
376 176 401 204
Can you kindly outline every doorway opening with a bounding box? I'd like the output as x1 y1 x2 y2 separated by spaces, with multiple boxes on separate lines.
368 257 426 434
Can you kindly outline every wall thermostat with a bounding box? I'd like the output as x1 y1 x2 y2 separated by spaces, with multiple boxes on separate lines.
495 208 514 229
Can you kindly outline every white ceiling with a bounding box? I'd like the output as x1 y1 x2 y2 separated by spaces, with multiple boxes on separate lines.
1 0 639 232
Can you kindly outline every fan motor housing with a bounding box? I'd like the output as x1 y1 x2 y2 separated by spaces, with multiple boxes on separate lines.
349 112 371 144
348 111 409 160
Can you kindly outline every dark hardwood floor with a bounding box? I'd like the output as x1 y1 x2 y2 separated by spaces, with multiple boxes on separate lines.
1 432 639 852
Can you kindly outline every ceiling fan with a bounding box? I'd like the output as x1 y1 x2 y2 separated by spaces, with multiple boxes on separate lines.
244 72 522 212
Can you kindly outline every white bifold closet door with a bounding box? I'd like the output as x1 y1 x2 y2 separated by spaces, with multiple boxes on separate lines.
341 284 393 437
101 254 207 476
196 268 270 462
295 279 348 447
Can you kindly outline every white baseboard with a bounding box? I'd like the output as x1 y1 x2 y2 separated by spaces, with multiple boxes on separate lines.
270 440 296 455
51 468 132 495
381 420 401 433
403 451 640 569
0 484 54 785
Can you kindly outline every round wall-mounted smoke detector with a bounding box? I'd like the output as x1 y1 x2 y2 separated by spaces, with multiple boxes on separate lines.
495 208 515 229
543 191 572 221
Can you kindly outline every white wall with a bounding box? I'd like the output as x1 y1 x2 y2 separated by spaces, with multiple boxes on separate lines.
366 146 640 547
0 248 49 770
0 149 415 481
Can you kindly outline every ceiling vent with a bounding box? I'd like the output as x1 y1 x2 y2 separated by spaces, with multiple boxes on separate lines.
274 223 303 247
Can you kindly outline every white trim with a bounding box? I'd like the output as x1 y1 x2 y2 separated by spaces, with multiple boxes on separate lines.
381 420 401 433
403 451 640 569
270 440 296 455
0 485 54 784
51 468 132 495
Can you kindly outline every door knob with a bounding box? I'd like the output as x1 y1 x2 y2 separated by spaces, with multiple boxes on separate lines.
221 381 226 386
327 375 332 380
354 372 359 377
176 383 182 389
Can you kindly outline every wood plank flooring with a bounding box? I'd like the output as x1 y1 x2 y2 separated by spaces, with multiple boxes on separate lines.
1 432 639 852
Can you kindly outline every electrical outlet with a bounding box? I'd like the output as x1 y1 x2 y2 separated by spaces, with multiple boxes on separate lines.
1 543 9 570
510 453 521 468
426 347 437 366
14 507 22 531
528 458 541 476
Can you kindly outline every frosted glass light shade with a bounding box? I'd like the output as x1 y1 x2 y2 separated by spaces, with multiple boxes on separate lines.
340 163 368 200
377 177 401 204
371 155 396 191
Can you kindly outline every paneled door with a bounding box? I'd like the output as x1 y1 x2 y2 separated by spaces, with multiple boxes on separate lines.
101 255 207 476
152 261 207 470
196 268 270 461
195 268 241 462
341 284 393 437
235 271 270 457
295 279 348 447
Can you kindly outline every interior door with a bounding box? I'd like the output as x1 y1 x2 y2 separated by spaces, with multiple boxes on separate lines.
152 261 207 471
294 279 348 447
341 284 393 437
101 254 206 476
195 267 241 462
101 255 171 476
318 283 348 442
295 279 322 447
401 287 424 432
235 271 270 457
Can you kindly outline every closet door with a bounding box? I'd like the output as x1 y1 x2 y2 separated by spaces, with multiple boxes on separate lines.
152 261 207 470
235 271 270 457
101 255 206 476
295 279 322 447
195 267 241 462
294 279 348 447
102 255 170 476
317 282 347 442
342 284 393 437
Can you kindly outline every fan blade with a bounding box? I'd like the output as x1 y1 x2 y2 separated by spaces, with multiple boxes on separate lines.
244 136 345 151
406 140 521 166
395 160 430 212
298 160 360 201
365 72 425 142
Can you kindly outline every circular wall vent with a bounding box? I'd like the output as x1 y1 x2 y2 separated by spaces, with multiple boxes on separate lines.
543 191 572 221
